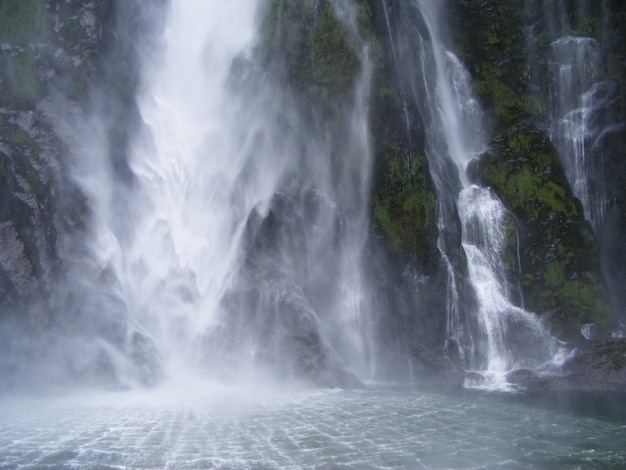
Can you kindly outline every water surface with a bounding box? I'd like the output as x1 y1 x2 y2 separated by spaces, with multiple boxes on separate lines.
1 383 625 469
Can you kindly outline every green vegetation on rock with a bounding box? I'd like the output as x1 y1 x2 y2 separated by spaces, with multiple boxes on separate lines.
357 0 442 280
0 115 50 277
371 147 437 264
0 48 42 109
0 0 50 45
0 0 51 109
449 0 534 128
260 0 363 102
475 123 614 340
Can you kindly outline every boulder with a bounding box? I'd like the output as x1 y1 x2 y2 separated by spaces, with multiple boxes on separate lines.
507 340 626 392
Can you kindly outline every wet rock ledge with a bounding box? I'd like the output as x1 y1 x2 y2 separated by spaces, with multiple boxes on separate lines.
507 340 626 393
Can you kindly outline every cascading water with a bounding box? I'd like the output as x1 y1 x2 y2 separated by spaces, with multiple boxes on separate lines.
413 0 557 386
125 1 270 374
549 35 607 223
525 1 626 323
73 0 376 386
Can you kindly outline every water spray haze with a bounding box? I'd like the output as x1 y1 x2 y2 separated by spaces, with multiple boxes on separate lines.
52 0 376 389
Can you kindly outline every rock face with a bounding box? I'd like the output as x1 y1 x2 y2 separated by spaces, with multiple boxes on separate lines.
0 0 165 390
471 123 613 340
0 0 108 325
203 193 362 388
364 0 481 373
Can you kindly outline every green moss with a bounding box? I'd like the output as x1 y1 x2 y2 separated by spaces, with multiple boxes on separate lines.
260 0 363 103
507 131 532 153
0 48 42 109
474 62 528 126
540 262 613 337
373 201 396 245
535 181 578 217
481 125 583 221
371 141 437 268
372 187 436 258
502 214 519 271
479 123 614 339
0 0 50 45
544 261 565 288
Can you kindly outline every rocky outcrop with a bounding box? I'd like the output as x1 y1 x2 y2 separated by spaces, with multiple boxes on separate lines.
507 340 626 392
363 0 481 370
471 123 613 340
449 0 530 129
203 193 362 388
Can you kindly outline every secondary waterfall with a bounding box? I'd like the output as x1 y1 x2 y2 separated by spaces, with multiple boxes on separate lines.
74 1 376 385
413 0 557 384
526 0 626 321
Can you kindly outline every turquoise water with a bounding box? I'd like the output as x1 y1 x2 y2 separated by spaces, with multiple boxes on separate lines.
1 383 624 469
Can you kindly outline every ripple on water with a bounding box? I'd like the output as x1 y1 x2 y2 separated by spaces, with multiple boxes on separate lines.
0 386 625 469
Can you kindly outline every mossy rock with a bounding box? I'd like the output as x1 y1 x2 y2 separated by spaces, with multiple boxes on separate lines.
0 113 55 281
257 0 373 121
0 0 52 109
0 48 43 109
0 0 50 45
473 123 614 340
372 183 437 266
370 145 437 269
368 70 438 270
475 123 581 221
449 0 534 128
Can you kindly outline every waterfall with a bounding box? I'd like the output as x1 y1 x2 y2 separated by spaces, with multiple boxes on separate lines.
72 0 375 386
520 0 626 323
548 35 607 223
413 0 557 384
1 0 625 397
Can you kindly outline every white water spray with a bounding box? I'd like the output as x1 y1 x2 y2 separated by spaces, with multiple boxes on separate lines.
549 36 606 223
116 1 277 374
72 0 377 385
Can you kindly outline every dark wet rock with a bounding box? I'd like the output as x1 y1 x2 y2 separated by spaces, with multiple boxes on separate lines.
128 329 163 387
212 252 363 389
409 344 465 390
204 194 363 389
507 340 626 392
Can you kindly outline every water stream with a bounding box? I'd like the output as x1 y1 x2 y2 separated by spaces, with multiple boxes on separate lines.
526 0 626 321
413 0 558 386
